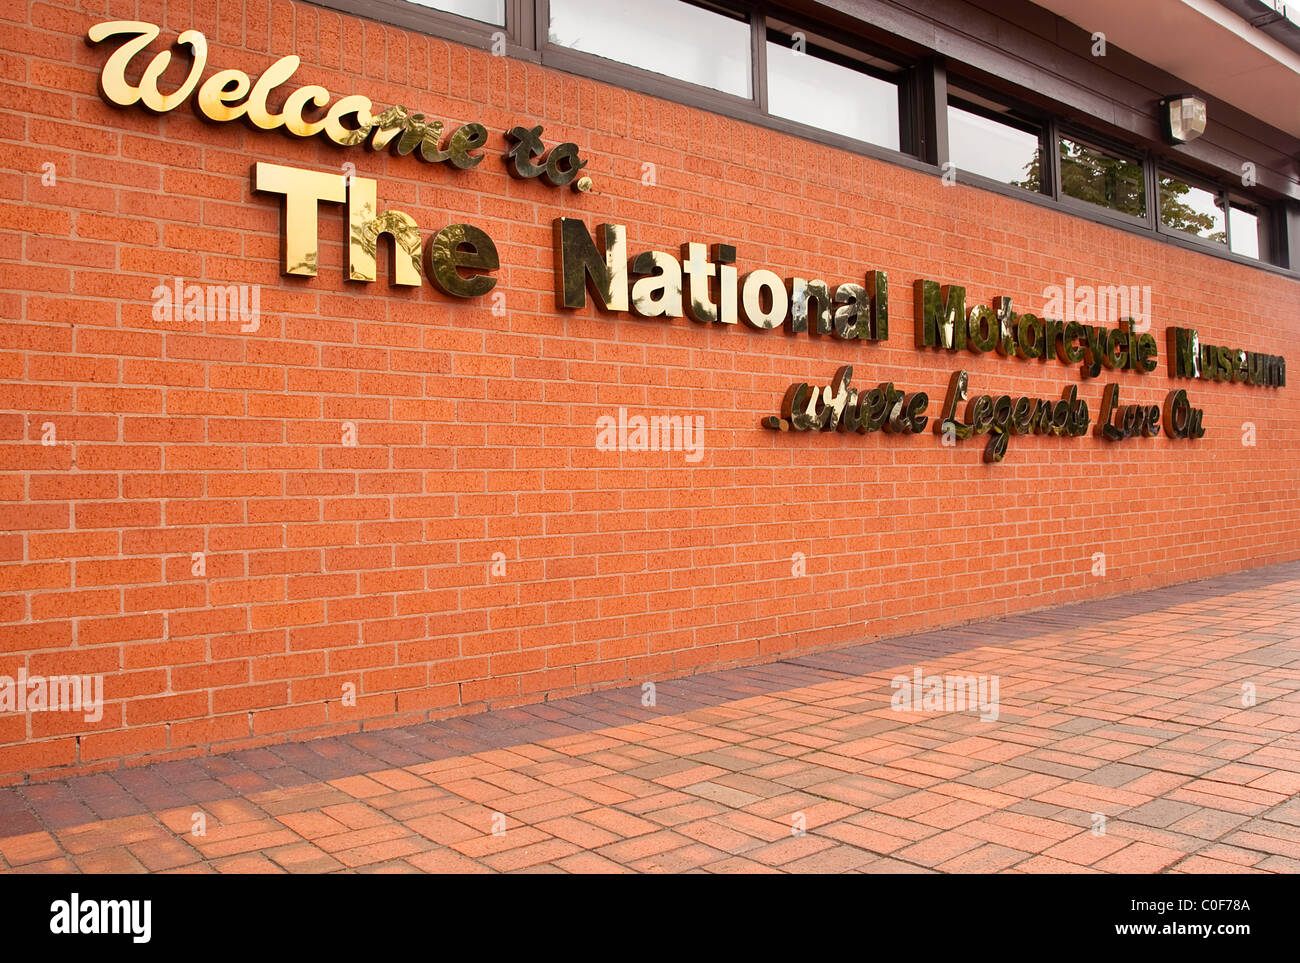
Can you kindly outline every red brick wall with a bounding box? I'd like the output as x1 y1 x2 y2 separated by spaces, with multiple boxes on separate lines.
2 0 1298 782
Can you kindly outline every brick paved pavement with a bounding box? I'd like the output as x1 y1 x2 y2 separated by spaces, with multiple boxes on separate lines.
1 562 1298 873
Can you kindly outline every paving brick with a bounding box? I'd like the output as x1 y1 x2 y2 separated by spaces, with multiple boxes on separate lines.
535 816 621 849
128 837 203 872
1041 832 1131 866
782 843 881 873
1 563 1298 878
405 848 496 874
72 845 149 874
1167 808 1252 840
276 810 351 840
702 856 784 874
596 830 696 863
743 834 839 867
451 826 551 859
575 807 661 839
1094 842 1185 873
552 851 637 873
264 842 346 874
895 831 984 867
936 843 1030 873
333 835 435 868
212 853 285 873
0 831 62 866
628 842 728 873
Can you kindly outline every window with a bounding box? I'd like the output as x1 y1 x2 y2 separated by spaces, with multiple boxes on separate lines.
765 25 902 152
1229 204 1261 260
946 93 1042 192
318 0 1291 273
1158 173 1226 244
548 0 752 98
1059 136 1145 219
1155 171 1267 260
403 0 505 26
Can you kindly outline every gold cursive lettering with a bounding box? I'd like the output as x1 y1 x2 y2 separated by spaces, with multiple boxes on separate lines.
88 21 494 174
87 21 207 112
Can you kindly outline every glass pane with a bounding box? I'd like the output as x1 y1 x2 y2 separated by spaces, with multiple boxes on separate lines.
404 0 505 26
1059 137 1145 218
1159 175 1226 243
1229 205 1260 259
549 0 752 98
766 41 899 151
947 104 1040 190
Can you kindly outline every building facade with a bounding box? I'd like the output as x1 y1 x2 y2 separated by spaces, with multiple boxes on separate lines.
1 0 1298 780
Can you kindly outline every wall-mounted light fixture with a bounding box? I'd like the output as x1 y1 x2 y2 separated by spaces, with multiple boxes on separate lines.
1160 94 1207 144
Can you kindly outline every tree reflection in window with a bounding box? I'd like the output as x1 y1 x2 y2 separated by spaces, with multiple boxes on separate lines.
1014 138 1144 217
1158 175 1226 243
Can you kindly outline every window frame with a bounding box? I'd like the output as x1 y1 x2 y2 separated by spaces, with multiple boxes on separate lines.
534 0 931 165
761 19 917 157
320 0 534 56
945 86 1050 198
540 0 760 106
307 0 1294 275
1226 195 1269 262
1154 163 1231 251
1055 126 1154 231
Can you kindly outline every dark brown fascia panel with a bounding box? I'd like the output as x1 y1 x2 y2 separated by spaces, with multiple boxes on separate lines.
774 0 1300 199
